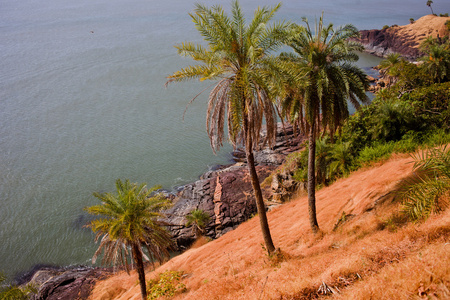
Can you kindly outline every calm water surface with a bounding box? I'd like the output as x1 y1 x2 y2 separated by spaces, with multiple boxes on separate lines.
1 0 449 278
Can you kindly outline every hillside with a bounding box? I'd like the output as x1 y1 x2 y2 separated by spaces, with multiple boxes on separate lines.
356 14 450 58
90 154 450 299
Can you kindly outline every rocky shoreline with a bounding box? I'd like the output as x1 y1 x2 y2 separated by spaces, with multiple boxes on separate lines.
163 123 305 250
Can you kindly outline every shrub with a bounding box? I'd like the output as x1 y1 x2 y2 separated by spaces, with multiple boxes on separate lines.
147 270 187 299
0 273 37 300
401 146 450 221
358 142 395 165
382 25 390 30
401 82 450 129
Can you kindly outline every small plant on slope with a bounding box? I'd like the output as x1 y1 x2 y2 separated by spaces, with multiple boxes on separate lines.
402 145 450 220
185 209 210 239
147 270 186 299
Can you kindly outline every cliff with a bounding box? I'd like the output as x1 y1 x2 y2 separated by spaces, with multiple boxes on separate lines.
354 15 450 59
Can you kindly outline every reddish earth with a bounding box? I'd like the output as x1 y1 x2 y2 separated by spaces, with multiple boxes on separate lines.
89 153 450 299
355 15 450 59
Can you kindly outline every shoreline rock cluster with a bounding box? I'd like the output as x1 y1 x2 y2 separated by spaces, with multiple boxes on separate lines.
163 123 305 250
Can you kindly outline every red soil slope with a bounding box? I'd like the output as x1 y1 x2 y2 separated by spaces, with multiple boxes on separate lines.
90 154 450 299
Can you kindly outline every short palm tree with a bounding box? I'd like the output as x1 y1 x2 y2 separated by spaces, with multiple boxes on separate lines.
402 145 450 220
185 209 210 239
85 179 173 300
283 15 369 232
315 137 332 185
420 44 450 83
328 142 354 178
166 1 289 254
378 53 404 87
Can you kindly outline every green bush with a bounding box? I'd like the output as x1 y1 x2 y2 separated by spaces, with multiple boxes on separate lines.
424 129 450 146
147 270 186 299
358 142 395 165
400 82 450 129
0 273 36 300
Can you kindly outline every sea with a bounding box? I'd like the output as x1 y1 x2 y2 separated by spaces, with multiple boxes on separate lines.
1 0 449 280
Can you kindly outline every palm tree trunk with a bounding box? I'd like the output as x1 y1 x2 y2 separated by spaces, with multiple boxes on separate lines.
132 243 147 300
307 120 320 233
243 117 276 255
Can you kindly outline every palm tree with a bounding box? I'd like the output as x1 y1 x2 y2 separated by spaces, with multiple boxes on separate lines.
315 137 332 185
166 1 288 254
402 145 450 220
283 15 369 232
328 142 354 178
427 0 435 15
378 53 404 87
85 179 173 300
185 209 210 239
420 44 450 83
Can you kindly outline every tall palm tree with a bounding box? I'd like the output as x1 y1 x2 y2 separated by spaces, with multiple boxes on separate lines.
166 1 288 254
426 0 435 15
85 179 173 300
283 15 369 232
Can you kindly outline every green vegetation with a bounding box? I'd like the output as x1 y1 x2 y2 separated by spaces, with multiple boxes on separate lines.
166 0 290 255
186 209 210 239
401 146 450 221
147 270 186 299
280 14 369 232
276 35 450 223
0 273 36 300
85 179 173 300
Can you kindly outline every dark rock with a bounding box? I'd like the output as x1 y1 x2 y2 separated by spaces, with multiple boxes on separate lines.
164 123 307 250
352 28 422 59
164 164 275 250
28 266 111 300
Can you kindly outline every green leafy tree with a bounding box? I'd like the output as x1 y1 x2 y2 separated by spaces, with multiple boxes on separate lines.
166 1 289 254
185 209 210 239
85 179 173 300
283 14 369 232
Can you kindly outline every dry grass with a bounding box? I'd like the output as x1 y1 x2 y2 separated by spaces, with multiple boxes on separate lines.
89 155 450 300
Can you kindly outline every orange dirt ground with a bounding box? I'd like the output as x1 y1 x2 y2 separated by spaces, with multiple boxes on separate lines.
90 154 450 299
389 14 450 48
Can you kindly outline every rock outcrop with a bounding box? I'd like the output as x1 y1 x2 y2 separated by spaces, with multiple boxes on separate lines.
164 124 306 250
353 15 450 59
24 266 111 300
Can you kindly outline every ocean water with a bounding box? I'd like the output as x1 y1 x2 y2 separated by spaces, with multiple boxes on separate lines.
1 0 449 279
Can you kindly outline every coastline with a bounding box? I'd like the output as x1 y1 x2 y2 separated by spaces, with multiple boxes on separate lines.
17 15 450 298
